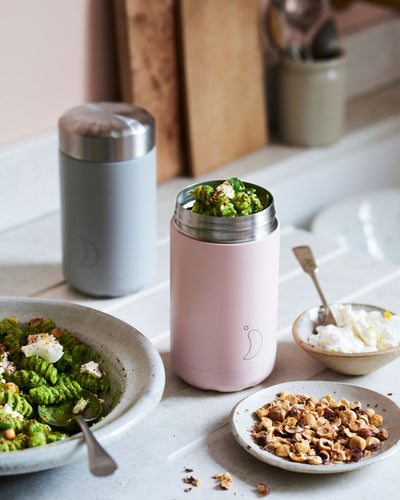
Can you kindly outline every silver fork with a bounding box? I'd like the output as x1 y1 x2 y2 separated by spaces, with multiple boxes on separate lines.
292 245 337 327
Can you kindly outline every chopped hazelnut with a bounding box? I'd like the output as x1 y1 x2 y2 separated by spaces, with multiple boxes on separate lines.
377 428 389 441
257 483 271 496
307 396 319 407
268 406 286 422
29 317 43 326
348 436 366 451
365 436 381 450
1 428 16 440
295 441 310 454
369 414 384 427
275 444 291 457
288 452 307 462
284 425 301 434
51 327 63 339
213 472 232 490
256 408 269 419
357 428 374 439
252 392 388 466
302 413 316 428
318 438 335 451
339 409 357 426
4 382 19 394
316 425 335 438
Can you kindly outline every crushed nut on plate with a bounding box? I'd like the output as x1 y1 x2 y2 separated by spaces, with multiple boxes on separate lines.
252 391 389 465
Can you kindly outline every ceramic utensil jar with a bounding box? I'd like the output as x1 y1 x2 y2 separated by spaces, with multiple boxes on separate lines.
170 181 280 391
58 102 156 297
278 51 347 147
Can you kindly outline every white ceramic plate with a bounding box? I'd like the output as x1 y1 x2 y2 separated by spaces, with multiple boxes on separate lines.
231 381 400 474
311 188 400 264
0 297 165 475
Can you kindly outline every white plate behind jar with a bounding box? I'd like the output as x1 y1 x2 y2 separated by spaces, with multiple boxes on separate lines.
311 189 400 265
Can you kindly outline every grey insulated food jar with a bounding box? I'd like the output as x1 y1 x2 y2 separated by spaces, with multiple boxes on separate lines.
58 102 156 297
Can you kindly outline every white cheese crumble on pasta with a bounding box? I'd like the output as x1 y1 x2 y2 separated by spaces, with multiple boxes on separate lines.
0 350 16 383
21 333 64 363
80 361 102 379
215 181 235 199
72 398 89 415
0 403 24 421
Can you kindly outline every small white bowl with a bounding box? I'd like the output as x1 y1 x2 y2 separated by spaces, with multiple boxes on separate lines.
292 303 400 375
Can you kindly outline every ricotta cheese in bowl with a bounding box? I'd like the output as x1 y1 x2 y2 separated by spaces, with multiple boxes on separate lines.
308 304 400 353
292 303 400 375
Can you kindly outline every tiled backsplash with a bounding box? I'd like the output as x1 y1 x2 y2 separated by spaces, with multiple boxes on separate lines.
0 18 399 234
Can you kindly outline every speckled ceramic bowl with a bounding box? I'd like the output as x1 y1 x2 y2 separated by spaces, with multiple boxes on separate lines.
0 297 165 475
292 303 400 375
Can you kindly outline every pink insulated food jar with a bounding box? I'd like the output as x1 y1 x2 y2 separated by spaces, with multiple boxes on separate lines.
170 180 280 391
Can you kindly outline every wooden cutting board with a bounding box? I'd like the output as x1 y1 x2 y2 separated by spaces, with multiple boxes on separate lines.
178 0 268 177
113 0 185 182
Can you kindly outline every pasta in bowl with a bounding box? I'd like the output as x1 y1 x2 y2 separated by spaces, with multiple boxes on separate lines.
0 297 165 475
1 316 110 451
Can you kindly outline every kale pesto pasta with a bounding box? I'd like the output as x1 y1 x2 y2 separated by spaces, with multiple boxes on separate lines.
0 316 108 452
190 177 269 217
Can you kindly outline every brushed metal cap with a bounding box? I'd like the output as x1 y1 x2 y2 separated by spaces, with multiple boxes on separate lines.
58 102 155 162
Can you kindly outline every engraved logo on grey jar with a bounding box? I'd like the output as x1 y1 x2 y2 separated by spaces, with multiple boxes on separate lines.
79 235 100 268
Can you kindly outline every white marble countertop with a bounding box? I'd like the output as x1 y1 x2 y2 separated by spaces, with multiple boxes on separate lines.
1 85 400 499
1 194 400 499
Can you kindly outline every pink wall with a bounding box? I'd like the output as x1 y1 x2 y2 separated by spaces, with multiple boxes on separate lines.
333 1 398 34
0 0 398 148
0 0 119 146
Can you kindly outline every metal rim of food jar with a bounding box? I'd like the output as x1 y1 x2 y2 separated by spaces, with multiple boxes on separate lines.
173 180 278 244
58 102 155 162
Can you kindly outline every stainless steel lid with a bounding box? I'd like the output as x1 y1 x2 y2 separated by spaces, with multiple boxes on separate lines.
173 180 278 243
58 102 155 162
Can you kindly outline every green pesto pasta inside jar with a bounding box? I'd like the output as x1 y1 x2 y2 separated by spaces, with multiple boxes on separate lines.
190 177 269 217
0 316 109 452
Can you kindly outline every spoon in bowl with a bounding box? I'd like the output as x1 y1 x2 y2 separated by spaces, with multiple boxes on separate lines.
292 245 337 327
38 390 117 476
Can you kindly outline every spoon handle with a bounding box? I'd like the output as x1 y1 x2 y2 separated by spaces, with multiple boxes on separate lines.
292 246 336 324
75 416 118 476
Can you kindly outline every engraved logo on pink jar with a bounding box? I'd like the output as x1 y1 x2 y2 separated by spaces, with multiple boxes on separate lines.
243 326 263 360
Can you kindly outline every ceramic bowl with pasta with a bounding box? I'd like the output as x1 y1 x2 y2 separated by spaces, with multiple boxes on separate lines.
0 297 165 475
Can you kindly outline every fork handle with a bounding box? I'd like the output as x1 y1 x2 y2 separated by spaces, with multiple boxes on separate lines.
292 246 330 310
308 269 330 311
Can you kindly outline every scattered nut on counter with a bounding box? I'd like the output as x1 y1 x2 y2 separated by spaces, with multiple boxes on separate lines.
252 391 389 465
213 472 233 490
181 468 271 496
183 476 202 487
257 482 271 495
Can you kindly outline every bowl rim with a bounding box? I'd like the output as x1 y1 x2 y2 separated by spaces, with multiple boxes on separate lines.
292 302 400 358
